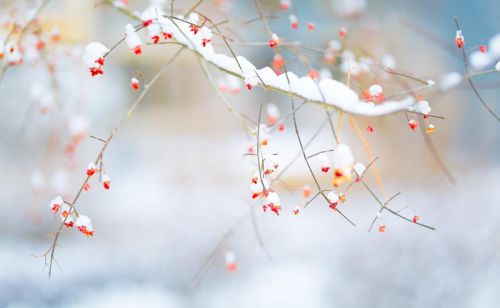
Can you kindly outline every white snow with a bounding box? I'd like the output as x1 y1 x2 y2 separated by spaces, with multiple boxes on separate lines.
82 42 109 68
488 33 500 57
137 10 422 117
327 191 339 204
125 24 142 50
439 72 463 92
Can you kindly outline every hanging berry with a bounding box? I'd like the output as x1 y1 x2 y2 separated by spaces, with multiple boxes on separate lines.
327 191 339 210
83 42 109 76
318 153 331 173
102 174 111 190
455 30 465 48
225 252 237 272
86 162 97 176
339 27 347 38
426 124 436 134
279 0 291 10
130 77 140 91
75 215 94 237
48 196 64 214
303 185 312 198
289 14 298 29
408 119 418 131
125 24 143 55
269 33 279 48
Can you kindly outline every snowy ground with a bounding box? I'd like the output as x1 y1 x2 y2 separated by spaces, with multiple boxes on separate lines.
1 125 499 307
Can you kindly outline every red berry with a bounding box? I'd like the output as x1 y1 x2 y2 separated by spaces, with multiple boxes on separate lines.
339 27 347 38
226 262 237 272
131 78 139 91
408 120 418 131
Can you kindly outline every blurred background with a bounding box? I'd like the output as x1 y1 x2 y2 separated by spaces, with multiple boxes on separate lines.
0 0 499 307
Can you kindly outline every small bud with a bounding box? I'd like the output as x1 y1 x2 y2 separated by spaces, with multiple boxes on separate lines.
307 22 315 31
479 45 487 53
292 207 300 215
378 223 386 233
412 215 420 223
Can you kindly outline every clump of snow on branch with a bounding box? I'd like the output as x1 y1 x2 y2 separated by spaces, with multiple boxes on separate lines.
97 7 428 117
